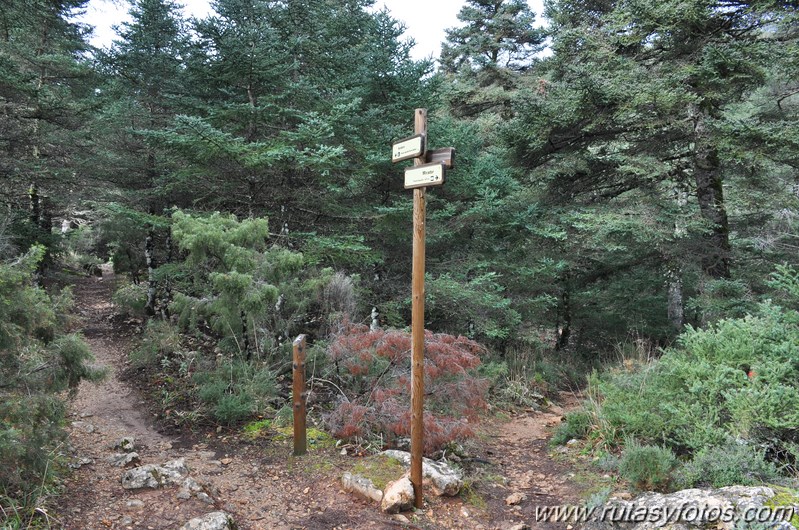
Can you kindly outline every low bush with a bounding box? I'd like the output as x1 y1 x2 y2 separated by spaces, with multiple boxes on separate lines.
552 409 593 446
482 343 592 409
325 322 489 454
618 440 677 491
131 320 181 367
592 299 799 456
674 441 782 489
193 360 277 425
112 280 148 318
0 246 102 517
561 266 799 490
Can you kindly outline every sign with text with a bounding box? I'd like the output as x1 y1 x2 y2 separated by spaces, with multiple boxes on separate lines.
392 134 426 163
404 162 445 189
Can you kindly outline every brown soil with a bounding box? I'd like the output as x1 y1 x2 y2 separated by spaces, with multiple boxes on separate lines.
53 272 586 530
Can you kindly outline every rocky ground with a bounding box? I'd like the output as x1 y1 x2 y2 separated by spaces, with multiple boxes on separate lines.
52 271 585 530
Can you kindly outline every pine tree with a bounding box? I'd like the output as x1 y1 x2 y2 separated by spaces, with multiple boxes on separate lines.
440 0 544 117
441 0 542 75
95 0 189 208
504 0 799 334
0 0 95 243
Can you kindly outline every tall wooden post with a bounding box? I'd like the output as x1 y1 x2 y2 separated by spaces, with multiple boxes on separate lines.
410 108 427 508
292 334 307 456
392 108 452 508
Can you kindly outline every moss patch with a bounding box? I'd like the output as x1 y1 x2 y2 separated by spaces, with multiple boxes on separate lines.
273 426 336 449
766 486 799 528
242 419 272 440
350 455 406 490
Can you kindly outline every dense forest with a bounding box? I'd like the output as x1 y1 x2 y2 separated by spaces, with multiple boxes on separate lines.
1 0 798 523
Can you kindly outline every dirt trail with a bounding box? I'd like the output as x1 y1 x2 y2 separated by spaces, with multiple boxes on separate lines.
55 272 584 530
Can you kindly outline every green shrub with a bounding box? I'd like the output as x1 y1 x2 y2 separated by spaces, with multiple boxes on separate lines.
0 246 100 516
686 278 755 324
193 360 277 425
49 333 105 392
578 269 799 472
552 409 592 446
112 281 148 318
131 320 181 367
496 375 546 408
618 440 677 491
169 211 334 360
674 441 781 489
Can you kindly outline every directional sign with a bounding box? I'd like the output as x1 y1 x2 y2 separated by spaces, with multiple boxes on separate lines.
392 134 426 163
425 147 455 169
404 162 445 189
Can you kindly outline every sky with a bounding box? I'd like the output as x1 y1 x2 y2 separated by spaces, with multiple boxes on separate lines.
77 0 547 61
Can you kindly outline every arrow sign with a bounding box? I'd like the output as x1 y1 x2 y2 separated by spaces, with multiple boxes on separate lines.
392 134 426 163
405 162 445 189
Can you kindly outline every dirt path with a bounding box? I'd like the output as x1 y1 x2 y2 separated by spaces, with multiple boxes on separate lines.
54 272 584 530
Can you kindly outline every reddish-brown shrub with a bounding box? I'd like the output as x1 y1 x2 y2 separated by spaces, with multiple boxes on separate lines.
326 322 489 454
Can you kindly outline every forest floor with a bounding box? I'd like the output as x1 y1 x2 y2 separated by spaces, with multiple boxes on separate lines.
53 271 590 530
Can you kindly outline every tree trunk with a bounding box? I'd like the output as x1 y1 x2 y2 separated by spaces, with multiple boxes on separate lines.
667 182 687 332
667 270 684 332
555 285 571 350
28 183 44 282
691 107 731 279
144 230 157 317
29 183 40 226
370 306 380 331
160 234 172 320
242 310 251 360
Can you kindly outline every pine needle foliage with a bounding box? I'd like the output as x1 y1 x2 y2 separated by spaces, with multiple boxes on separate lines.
169 210 334 360
560 266 799 488
0 246 103 513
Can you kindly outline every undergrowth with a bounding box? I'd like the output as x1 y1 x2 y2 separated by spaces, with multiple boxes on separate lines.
555 266 799 491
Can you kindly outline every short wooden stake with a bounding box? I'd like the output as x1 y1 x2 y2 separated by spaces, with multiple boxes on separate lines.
410 108 427 508
292 334 307 456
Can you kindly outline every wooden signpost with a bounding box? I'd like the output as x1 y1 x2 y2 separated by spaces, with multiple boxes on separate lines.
391 109 454 508
292 335 307 457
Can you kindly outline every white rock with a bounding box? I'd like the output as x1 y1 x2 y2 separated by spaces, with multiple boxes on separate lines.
505 492 527 506
381 474 415 514
113 436 136 452
71 421 96 433
107 452 140 468
381 450 463 496
125 499 145 510
341 472 383 503
583 486 786 530
69 457 94 469
180 511 235 530
121 458 189 490
196 492 214 505
182 477 203 492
